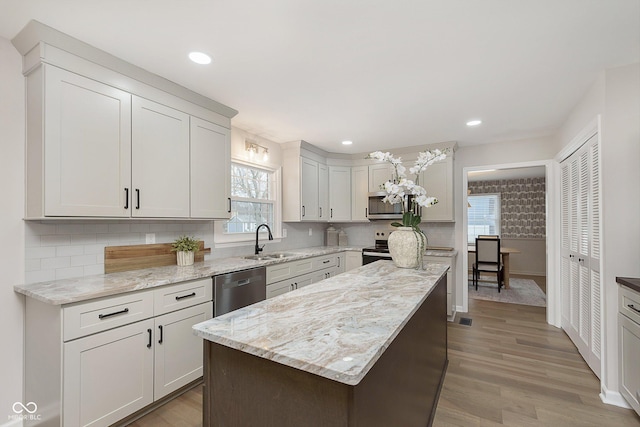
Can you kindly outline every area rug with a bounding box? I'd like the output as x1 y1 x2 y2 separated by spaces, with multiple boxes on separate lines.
469 277 546 307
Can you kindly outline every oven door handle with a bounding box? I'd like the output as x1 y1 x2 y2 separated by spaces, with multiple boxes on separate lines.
362 251 393 258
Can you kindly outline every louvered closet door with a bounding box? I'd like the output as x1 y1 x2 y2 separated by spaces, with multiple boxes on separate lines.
560 133 601 379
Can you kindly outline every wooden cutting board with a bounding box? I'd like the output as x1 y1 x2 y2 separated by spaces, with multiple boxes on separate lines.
104 241 210 273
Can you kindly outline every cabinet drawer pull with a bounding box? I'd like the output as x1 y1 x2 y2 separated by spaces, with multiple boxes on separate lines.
158 325 163 344
124 188 129 209
302 205 306 217
98 307 129 320
331 208 333 218
628 304 640 314
228 197 232 213
147 328 152 348
319 207 322 217
175 292 196 301
135 189 140 209
323 259 330 264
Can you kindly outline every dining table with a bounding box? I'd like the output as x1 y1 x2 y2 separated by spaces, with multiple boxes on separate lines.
468 245 522 289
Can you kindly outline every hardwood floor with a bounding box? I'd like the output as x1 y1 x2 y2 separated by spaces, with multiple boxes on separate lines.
433 298 639 426
129 297 639 426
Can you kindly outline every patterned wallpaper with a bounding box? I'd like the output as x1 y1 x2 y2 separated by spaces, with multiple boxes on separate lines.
469 177 546 238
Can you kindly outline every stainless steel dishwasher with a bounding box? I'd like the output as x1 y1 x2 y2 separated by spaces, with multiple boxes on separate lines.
213 267 266 317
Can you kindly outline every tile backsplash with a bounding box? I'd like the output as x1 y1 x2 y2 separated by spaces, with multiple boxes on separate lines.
24 219 454 284
25 220 215 284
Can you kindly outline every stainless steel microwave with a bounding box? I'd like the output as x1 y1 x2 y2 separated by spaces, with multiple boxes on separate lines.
367 192 405 219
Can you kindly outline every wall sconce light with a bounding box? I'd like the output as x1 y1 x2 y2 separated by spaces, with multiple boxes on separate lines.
245 140 269 162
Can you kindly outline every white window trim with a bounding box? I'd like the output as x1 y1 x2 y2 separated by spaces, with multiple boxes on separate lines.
467 193 501 244
214 161 282 248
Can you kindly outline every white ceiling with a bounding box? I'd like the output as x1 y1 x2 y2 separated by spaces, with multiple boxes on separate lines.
0 1 638 154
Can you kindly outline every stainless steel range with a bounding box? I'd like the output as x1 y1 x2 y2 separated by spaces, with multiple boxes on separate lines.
362 230 393 265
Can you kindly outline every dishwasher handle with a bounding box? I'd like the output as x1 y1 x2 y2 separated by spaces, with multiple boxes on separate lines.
222 278 252 290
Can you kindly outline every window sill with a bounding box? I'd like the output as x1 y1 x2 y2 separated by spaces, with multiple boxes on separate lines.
214 237 283 249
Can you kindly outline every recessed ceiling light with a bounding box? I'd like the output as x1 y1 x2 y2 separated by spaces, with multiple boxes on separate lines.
342 140 353 145
188 51 212 65
466 120 482 126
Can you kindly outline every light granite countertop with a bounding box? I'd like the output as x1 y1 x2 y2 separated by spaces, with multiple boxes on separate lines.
14 246 364 305
192 260 449 386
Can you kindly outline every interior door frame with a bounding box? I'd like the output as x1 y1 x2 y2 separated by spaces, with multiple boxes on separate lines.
462 159 560 327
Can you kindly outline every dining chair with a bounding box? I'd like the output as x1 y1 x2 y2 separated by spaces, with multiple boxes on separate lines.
473 236 504 292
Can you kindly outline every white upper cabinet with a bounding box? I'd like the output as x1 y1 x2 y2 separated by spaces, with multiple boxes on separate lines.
368 163 394 192
132 97 190 218
35 65 132 217
318 164 329 221
420 155 454 222
329 166 351 221
282 147 328 222
300 158 320 221
18 23 236 220
190 117 231 219
25 65 233 220
351 166 369 221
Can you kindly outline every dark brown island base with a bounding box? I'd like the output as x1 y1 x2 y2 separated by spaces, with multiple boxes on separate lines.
194 261 449 427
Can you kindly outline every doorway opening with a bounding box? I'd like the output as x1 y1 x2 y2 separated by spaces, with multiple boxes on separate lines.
462 160 558 326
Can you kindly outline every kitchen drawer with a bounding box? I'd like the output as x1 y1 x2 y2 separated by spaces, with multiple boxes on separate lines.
620 286 640 325
267 258 314 284
63 290 154 341
154 278 213 316
312 254 338 270
266 272 316 299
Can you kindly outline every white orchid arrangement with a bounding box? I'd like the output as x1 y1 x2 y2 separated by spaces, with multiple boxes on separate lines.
366 148 447 229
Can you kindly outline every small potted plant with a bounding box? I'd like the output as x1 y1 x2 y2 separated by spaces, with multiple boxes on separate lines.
171 235 200 266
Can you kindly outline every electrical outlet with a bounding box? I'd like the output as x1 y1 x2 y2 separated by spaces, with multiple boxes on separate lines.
146 233 156 244
308 228 312 236
282 228 287 238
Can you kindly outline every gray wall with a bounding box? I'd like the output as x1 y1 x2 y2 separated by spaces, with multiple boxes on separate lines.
0 35 25 421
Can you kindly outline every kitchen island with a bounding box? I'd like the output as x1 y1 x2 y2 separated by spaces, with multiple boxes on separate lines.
193 260 449 427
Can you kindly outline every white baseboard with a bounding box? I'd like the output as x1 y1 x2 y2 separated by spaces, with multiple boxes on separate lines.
600 386 632 409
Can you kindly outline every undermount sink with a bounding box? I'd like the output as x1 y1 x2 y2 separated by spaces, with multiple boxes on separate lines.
267 252 295 258
243 253 295 261
243 255 273 261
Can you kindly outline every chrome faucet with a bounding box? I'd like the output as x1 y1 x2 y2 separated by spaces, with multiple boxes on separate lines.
255 223 274 255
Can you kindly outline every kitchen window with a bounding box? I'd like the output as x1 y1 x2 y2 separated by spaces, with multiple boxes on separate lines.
468 194 501 243
215 162 281 245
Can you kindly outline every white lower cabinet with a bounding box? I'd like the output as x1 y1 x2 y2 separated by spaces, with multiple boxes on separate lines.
345 251 362 271
619 285 640 415
424 254 457 321
154 303 212 399
25 278 213 427
63 319 155 427
266 253 346 299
